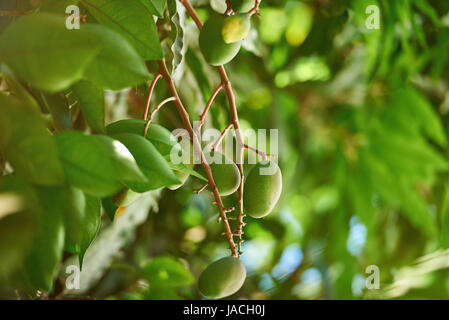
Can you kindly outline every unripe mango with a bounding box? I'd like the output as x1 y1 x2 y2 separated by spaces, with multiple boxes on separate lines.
222 14 251 44
112 187 140 207
199 15 241 66
230 0 254 12
198 256 246 299
243 160 282 218
197 152 241 196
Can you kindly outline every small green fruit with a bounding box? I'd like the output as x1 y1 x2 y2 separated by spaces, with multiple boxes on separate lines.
112 187 140 207
198 256 246 299
197 152 241 196
230 0 255 12
243 160 282 218
199 15 241 66
222 14 251 43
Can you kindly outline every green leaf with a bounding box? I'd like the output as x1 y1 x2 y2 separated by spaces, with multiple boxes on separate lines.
399 183 437 237
440 184 449 248
62 186 86 253
81 0 164 60
54 131 122 197
102 197 119 221
0 13 101 92
0 64 40 112
0 211 36 281
72 80 106 133
41 92 72 132
79 194 101 268
109 133 181 192
394 87 447 146
143 286 183 299
63 195 157 296
140 0 167 17
92 135 148 186
0 177 36 282
185 49 212 100
25 187 65 291
161 0 186 77
169 161 206 182
106 119 179 156
82 24 151 90
412 0 440 26
141 256 194 287
0 95 65 186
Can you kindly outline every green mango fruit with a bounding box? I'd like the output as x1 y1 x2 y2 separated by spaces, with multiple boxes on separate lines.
198 256 246 299
197 152 241 196
243 160 282 218
199 15 241 66
112 187 141 207
106 119 179 157
222 13 251 44
230 0 255 12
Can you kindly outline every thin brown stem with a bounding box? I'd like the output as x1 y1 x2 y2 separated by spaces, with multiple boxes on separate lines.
193 182 209 194
143 96 176 136
200 83 225 128
244 144 273 161
248 0 262 16
157 59 238 257
212 122 233 151
180 0 203 28
143 73 162 120
225 0 234 15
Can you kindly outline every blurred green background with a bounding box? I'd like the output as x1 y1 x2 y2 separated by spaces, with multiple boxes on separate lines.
2 0 449 300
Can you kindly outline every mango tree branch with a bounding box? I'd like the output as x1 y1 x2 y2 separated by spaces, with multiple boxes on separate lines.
156 59 238 257
225 0 234 15
179 0 247 255
212 122 233 151
244 144 273 161
199 83 225 128
248 0 262 16
143 96 176 136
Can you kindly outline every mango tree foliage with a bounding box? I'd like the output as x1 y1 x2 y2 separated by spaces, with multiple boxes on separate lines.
0 0 449 300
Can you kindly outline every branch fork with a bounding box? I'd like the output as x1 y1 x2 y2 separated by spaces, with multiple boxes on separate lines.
143 96 176 136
